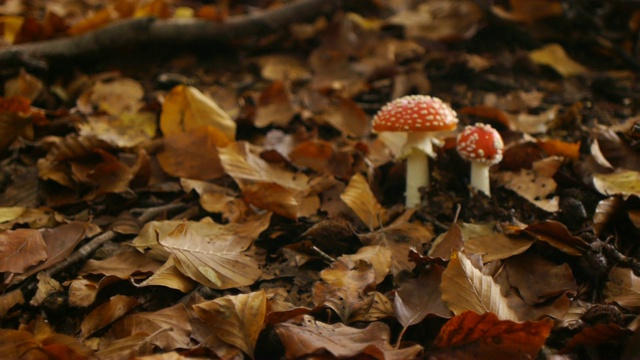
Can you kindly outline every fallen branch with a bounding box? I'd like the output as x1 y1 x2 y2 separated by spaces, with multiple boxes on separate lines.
0 0 354 67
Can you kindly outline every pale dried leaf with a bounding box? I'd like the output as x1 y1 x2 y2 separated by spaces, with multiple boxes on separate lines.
30 272 62 307
275 315 423 360
593 170 640 197
160 85 236 141
441 251 519 321
529 43 589 77
340 173 386 230
341 245 392 284
110 304 192 350
193 290 267 358
132 256 196 293
464 233 534 262
496 157 562 212
605 267 640 307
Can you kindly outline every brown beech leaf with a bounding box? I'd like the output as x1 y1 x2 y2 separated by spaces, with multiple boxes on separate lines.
561 323 632 354
193 290 266 359
110 304 192 350
289 139 334 173
68 275 122 307
359 210 434 275
0 96 42 149
441 251 518 321
254 80 296 128
464 232 533 262
605 267 640 307
219 141 310 218
180 178 249 222
132 256 196 293
341 173 386 231
593 196 623 236
5 69 44 101
0 317 95 359
11 222 101 284
79 248 161 279
495 156 562 212
524 220 589 256
30 272 62 307
350 291 396 323
430 311 553 360
275 315 424 360
95 332 154 359
0 228 47 273
491 0 563 23
313 259 376 323
253 54 311 82
429 223 464 260
161 85 236 141
341 245 392 284
78 112 157 148
157 125 230 180
504 253 577 305
80 295 139 338
394 264 452 327
321 97 370 137
158 216 267 289
77 77 144 116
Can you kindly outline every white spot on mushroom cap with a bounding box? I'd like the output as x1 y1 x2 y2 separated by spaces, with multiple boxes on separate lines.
371 95 459 132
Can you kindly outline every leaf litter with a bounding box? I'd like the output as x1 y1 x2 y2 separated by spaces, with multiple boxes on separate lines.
1 0 640 359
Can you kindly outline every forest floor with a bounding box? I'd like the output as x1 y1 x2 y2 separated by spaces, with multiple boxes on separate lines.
1 0 640 359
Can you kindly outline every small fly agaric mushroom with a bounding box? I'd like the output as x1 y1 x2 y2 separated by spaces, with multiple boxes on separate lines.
372 95 458 207
456 123 504 196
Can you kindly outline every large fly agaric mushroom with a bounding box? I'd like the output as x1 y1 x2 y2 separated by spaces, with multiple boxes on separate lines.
456 123 504 196
372 95 458 207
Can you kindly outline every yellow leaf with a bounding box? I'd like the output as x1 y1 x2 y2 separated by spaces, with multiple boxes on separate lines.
593 170 640 197
161 85 236 141
340 173 386 230
529 43 589 77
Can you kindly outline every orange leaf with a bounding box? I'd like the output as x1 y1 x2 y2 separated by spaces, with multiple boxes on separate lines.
431 311 553 360
289 140 334 173
537 139 580 159
67 8 118 36
458 105 510 128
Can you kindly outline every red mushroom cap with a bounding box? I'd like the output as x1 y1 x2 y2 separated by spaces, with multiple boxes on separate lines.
456 123 504 165
372 95 458 132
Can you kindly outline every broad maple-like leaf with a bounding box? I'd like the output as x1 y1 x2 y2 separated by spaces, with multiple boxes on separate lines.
157 125 230 180
0 228 47 273
313 259 376 323
340 173 386 230
80 295 139 338
158 219 264 289
161 85 236 141
275 315 423 360
394 265 452 327
430 311 553 360
110 304 192 350
441 251 518 321
193 290 266 359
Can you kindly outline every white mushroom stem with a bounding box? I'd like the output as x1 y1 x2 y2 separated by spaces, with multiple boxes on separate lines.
470 162 491 196
405 148 428 208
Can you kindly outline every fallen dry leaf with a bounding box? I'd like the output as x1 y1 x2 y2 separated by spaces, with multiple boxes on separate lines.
341 245 392 284
275 315 424 360
158 217 266 289
593 170 640 197
313 259 376 323
524 220 590 256
429 222 464 260
321 97 370 137
430 311 553 359
0 96 40 152
464 232 533 263
161 85 236 141
80 295 139 338
110 303 192 350
496 156 562 212
289 139 334 173
491 0 563 23
605 267 640 307
253 80 296 128
0 228 47 273
131 256 196 293
441 251 519 321
394 264 452 327
157 125 230 180
529 43 589 77
340 173 387 230
193 290 266 359
561 323 632 354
